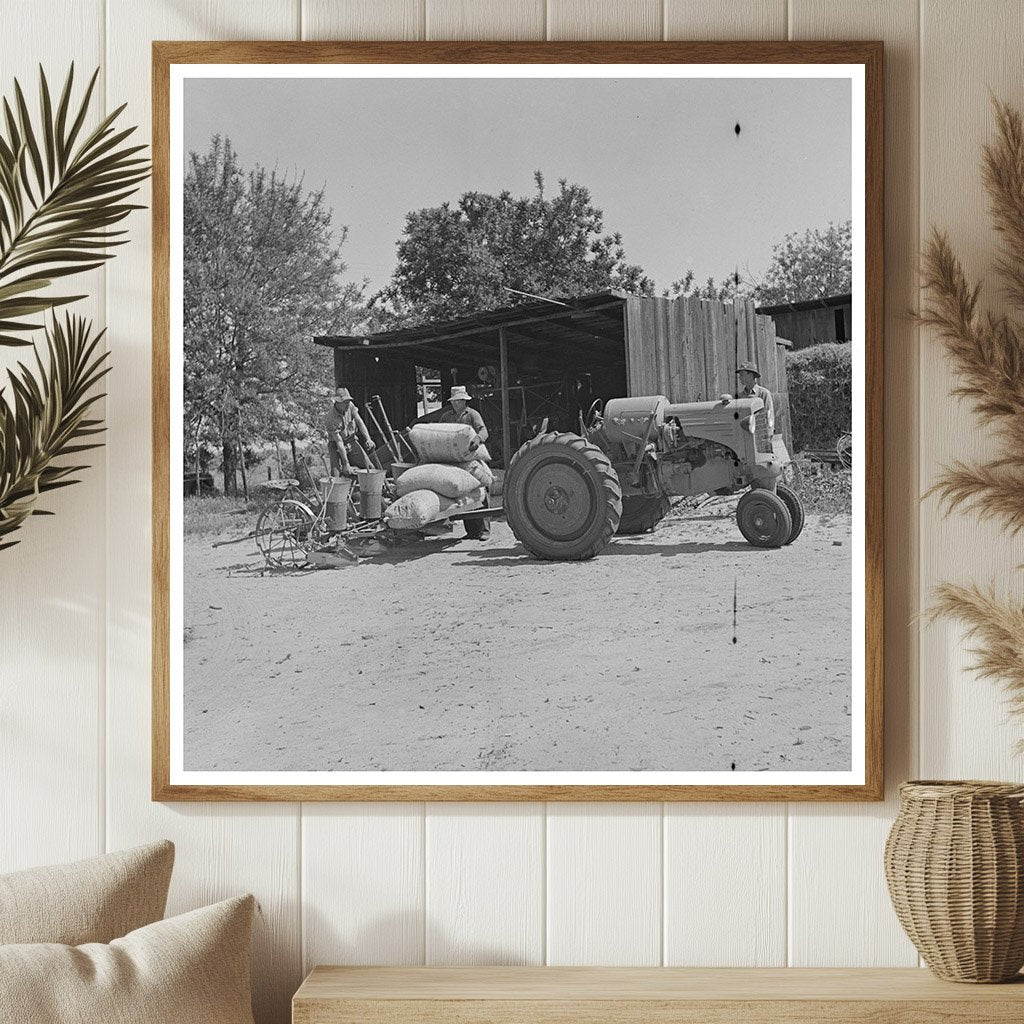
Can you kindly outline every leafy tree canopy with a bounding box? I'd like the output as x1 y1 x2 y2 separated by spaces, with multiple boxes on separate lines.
755 220 852 304
664 220 853 306
663 268 749 302
183 136 363 493
372 171 654 325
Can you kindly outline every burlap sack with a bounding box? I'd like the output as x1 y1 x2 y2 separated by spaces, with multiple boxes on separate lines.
395 463 482 499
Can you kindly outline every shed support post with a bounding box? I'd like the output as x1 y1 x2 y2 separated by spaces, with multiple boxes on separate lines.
499 327 511 468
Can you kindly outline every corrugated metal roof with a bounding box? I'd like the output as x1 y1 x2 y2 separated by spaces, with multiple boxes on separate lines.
314 291 630 376
755 292 852 315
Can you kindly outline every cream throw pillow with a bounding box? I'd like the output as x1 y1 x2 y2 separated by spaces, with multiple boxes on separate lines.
0 894 256 1024
0 840 174 945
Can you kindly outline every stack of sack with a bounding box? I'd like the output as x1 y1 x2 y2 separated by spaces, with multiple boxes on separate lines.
385 422 495 531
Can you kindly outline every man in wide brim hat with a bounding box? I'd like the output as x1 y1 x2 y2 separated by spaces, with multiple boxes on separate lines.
324 386 374 476
440 385 491 539
736 361 776 436
442 386 489 443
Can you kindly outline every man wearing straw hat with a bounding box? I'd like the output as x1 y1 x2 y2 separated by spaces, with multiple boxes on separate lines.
736 361 775 437
325 387 374 477
440 385 491 539
440 385 489 444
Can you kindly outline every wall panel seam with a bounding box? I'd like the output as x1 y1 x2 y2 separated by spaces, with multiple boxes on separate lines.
921 0 929 966
659 802 666 966
784 804 791 966
101 0 109 859
544 803 550 965
783 1 791 975
421 804 428 963
542 802 548 965
298 808 305 973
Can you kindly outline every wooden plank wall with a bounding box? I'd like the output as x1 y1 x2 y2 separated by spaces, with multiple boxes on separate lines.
769 304 851 349
624 295 792 449
15 0 1024 1020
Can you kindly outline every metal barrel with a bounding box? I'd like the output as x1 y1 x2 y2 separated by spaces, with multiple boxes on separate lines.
320 476 354 531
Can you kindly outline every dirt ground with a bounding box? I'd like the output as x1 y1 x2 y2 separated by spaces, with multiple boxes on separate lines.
183 503 853 773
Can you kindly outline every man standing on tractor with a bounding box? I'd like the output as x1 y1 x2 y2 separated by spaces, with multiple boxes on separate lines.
441 385 491 540
736 361 775 436
325 387 374 477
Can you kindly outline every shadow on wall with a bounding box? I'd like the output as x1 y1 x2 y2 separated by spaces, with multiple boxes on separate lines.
301 904 533 972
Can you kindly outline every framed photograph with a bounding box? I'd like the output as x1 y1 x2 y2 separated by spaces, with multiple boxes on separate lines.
153 41 883 801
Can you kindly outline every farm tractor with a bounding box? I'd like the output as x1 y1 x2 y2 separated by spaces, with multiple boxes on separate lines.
503 393 805 561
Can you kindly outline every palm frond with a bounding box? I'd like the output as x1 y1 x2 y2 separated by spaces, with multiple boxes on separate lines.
0 64 149 346
921 97 1024 745
931 583 1024 725
918 230 1024 426
926 460 1024 535
0 312 109 548
983 98 1024 310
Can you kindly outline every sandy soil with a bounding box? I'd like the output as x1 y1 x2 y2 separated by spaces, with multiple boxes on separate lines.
183 504 853 773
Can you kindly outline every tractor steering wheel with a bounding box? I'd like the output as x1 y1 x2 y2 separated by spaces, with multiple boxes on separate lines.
585 399 604 430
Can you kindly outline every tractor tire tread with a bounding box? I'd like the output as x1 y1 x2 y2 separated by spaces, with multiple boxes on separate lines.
506 432 622 561
616 492 671 535
776 483 806 545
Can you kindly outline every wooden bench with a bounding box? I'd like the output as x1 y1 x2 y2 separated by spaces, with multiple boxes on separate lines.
292 966 1024 1022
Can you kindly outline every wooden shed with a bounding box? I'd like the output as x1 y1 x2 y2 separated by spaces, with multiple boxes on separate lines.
756 292 852 350
315 291 792 467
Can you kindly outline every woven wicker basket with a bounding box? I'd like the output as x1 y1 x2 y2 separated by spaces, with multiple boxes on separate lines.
885 780 1024 982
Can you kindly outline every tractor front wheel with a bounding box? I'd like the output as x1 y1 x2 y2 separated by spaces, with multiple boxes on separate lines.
736 489 793 549
505 432 622 560
616 493 671 535
776 483 805 545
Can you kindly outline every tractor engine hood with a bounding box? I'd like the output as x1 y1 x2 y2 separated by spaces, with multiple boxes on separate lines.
603 394 764 450
665 396 763 447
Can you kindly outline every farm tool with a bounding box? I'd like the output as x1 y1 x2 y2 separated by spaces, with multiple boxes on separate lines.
254 465 385 569
372 394 417 461
503 393 805 561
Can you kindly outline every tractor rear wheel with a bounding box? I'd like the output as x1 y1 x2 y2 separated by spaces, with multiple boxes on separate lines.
776 483 805 545
505 432 622 560
616 493 671 535
736 488 792 548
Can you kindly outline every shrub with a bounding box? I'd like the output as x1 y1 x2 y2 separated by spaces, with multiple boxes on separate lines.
789 457 852 515
785 343 852 453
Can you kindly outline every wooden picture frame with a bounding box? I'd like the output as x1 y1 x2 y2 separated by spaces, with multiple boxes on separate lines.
153 41 883 801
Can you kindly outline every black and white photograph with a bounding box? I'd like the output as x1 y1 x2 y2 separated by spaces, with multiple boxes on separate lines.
162 52 876 796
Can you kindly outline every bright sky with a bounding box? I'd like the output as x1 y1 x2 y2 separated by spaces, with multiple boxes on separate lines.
183 75 852 296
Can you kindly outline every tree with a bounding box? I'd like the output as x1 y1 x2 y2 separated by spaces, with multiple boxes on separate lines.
183 137 363 495
662 221 852 307
372 171 653 325
755 220 852 304
663 268 751 302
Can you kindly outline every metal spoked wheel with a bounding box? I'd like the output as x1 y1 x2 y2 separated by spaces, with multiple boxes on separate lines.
837 432 853 469
255 499 320 568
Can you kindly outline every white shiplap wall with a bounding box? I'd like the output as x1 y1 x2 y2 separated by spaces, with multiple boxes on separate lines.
4 2 1022 1021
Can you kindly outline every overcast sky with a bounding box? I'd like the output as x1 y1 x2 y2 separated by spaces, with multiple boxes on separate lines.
183 75 852 296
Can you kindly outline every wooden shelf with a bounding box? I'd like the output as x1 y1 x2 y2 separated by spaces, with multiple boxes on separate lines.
293 966 1024 1023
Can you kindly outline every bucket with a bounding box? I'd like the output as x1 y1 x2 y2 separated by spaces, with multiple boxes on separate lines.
354 468 387 519
319 476 354 531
